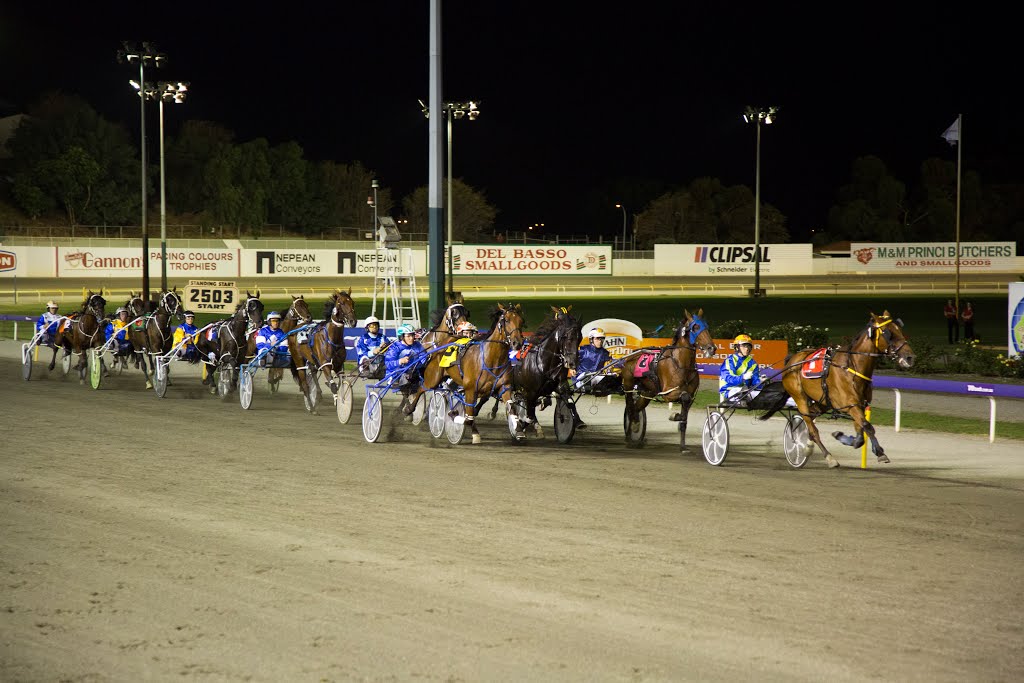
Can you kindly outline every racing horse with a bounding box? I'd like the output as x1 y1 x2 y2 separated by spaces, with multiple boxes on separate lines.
489 306 582 438
620 308 717 451
419 293 472 351
404 303 526 444
50 291 107 382
287 289 357 412
262 295 314 392
199 291 265 395
760 310 915 468
129 289 184 389
121 292 150 370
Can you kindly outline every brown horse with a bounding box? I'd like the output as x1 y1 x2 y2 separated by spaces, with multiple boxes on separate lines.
268 295 314 392
128 289 183 389
419 293 472 351
288 289 357 411
122 292 150 371
205 291 265 395
488 305 582 438
50 291 107 382
763 310 915 468
404 303 526 444
620 308 717 451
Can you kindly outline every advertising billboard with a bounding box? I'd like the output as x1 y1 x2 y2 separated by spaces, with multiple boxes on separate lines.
450 245 611 275
849 242 1016 272
654 244 813 276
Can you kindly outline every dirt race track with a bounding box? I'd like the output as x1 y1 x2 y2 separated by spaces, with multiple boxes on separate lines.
2 343 1023 682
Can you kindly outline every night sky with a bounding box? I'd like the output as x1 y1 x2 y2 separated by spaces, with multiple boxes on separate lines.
1 2 1019 240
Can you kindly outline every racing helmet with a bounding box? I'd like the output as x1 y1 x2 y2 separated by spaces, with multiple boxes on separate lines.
46 300 59 309
397 323 416 336
266 311 282 321
588 327 606 340
364 315 380 326
732 334 753 348
116 307 128 315
456 321 477 335
183 310 196 318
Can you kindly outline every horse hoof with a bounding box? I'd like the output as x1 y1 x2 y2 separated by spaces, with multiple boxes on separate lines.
668 413 683 421
827 456 841 468
472 433 482 445
146 381 152 389
533 425 544 438
877 454 891 464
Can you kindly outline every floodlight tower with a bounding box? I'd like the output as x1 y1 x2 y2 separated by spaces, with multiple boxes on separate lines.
743 105 779 298
118 42 166 301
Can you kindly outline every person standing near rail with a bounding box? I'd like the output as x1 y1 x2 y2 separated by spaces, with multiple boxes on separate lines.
961 302 975 341
944 299 959 344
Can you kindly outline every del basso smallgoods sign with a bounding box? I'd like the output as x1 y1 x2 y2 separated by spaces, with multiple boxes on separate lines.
849 242 1016 272
450 245 612 274
56 247 238 278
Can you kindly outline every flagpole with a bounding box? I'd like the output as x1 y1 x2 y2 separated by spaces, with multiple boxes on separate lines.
954 113 962 325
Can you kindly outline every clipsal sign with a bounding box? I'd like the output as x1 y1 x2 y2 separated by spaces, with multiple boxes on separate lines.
0 250 16 272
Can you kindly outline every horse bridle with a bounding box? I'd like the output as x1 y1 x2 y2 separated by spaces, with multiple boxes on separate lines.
528 321 580 371
160 291 181 320
286 298 312 325
870 318 908 360
493 310 524 350
329 296 356 328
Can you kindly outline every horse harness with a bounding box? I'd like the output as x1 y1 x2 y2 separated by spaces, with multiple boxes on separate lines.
800 318 901 413
630 319 707 401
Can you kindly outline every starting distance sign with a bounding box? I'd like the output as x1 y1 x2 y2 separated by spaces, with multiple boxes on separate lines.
185 280 237 313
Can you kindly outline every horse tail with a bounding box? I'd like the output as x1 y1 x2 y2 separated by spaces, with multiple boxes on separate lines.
756 391 790 422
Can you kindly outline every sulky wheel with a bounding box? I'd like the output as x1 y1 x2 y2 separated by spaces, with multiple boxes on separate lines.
783 415 814 468
303 363 321 414
335 381 354 424
623 406 647 447
553 396 577 444
153 358 169 398
701 411 730 466
21 344 33 381
239 369 254 410
362 389 384 443
218 359 236 399
427 391 447 438
61 350 73 376
446 399 466 445
88 349 102 390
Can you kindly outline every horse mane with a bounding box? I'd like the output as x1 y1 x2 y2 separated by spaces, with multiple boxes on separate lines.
533 310 578 340
670 316 689 345
488 303 525 331
322 293 338 320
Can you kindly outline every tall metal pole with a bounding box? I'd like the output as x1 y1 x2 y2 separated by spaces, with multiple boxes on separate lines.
447 109 454 296
954 113 963 319
159 97 168 293
617 204 626 250
753 119 762 296
139 61 150 301
427 0 445 315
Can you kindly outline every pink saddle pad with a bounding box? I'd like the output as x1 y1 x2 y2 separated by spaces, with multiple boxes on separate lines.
633 351 659 378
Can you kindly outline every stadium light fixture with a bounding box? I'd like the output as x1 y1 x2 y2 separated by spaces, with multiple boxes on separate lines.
743 105 779 298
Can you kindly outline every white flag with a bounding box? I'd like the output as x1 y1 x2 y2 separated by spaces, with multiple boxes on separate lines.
942 117 959 146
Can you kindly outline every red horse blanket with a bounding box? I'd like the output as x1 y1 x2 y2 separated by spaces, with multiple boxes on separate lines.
801 349 828 379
